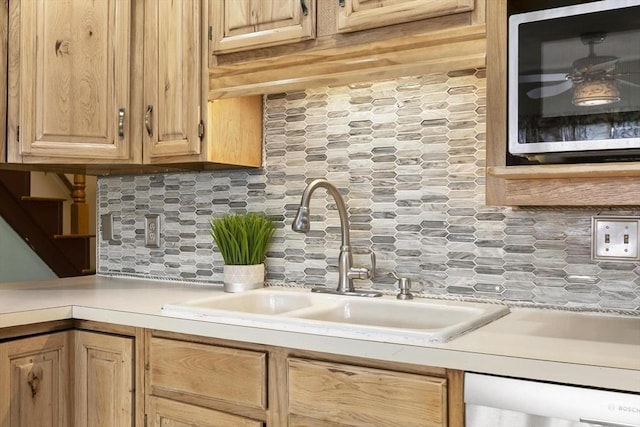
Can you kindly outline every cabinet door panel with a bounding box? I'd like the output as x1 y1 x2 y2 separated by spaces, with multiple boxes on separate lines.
8 0 132 162
288 357 448 427
143 0 203 162
73 330 134 427
0 332 70 427
149 337 267 410
148 397 263 427
211 0 315 54
337 0 475 33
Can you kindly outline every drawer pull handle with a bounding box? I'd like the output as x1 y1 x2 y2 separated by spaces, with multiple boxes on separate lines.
118 108 125 139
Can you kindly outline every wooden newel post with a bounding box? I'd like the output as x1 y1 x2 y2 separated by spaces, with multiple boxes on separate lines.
71 174 89 235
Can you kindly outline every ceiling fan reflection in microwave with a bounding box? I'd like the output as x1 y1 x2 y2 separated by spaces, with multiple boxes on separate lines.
520 33 640 107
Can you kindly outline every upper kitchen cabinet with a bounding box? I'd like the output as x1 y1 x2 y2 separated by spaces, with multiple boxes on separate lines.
143 0 262 167
208 0 486 99
485 1 640 206
210 0 315 54
7 0 136 164
5 0 263 173
336 0 474 33
143 0 204 163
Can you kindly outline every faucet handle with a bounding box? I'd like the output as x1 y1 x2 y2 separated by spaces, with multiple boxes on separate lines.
367 249 376 279
347 248 376 280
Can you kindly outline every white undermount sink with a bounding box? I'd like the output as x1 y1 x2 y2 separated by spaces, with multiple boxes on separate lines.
161 287 510 344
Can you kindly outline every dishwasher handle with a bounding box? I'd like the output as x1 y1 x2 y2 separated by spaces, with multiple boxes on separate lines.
580 418 639 427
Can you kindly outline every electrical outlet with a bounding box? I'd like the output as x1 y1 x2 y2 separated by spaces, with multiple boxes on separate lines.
144 214 161 248
592 216 640 261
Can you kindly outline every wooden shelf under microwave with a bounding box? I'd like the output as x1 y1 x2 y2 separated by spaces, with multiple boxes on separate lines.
488 162 640 180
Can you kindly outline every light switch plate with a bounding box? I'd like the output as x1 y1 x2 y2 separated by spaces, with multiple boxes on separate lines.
592 216 640 261
100 213 113 242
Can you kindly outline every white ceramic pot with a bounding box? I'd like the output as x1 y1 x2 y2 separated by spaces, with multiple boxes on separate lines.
223 263 265 292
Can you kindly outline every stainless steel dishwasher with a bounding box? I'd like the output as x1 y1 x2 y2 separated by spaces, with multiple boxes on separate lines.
465 373 640 427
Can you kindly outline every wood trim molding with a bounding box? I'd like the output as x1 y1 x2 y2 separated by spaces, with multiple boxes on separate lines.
488 162 640 179
209 24 487 99
0 0 6 163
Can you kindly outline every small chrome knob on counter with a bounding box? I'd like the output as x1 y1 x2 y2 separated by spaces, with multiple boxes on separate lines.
396 277 414 300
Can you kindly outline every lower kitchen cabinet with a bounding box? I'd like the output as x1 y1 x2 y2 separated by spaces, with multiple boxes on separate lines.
146 331 463 427
0 324 139 427
287 358 449 427
0 331 70 427
73 330 135 427
147 396 263 427
147 333 268 423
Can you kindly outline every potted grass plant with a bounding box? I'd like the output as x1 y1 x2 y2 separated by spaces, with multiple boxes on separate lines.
210 212 276 292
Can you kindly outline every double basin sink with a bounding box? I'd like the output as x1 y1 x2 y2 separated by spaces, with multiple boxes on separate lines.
161 287 510 345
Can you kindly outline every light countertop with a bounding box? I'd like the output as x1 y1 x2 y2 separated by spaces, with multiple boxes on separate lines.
1 275 639 393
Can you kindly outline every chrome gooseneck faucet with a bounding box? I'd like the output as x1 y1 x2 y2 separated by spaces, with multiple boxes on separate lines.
292 179 380 297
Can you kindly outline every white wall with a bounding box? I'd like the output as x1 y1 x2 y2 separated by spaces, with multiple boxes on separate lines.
0 216 56 282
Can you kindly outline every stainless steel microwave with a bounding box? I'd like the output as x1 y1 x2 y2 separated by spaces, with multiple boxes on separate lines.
508 0 640 163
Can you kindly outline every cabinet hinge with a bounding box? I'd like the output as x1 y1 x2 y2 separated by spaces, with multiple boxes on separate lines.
208 26 212 41
16 126 19 142
198 120 205 141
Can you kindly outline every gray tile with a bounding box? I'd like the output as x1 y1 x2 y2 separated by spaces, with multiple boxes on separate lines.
97 71 640 312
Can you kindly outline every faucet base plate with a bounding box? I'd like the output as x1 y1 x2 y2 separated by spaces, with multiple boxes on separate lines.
311 287 382 297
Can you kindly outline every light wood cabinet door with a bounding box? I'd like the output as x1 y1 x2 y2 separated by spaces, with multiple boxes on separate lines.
7 0 134 163
148 397 263 427
287 357 448 427
337 0 475 33
73 330 134 427
0 331 70 427
143 0 205 163
149 337 267 411
211 0 315 54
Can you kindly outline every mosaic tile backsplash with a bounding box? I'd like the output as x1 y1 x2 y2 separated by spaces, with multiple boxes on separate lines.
98 70 640 311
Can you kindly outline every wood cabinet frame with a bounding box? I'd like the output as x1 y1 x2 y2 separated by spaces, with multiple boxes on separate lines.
1 0 7 163
485 1 640 206
146 329 464 427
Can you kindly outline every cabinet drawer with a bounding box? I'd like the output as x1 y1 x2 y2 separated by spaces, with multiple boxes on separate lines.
148 396 263 427
149 337 267 410
287 358 447 427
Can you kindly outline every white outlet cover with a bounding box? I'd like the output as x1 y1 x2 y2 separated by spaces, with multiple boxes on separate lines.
592 217 640 261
